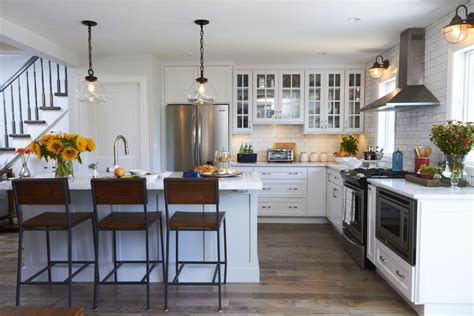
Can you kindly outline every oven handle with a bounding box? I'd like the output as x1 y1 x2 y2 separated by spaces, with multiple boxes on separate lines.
344 181 365 194
379 194 411 210
343 230 360 247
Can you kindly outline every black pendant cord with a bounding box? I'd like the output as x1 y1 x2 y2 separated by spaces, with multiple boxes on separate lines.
199 23 204 79
87 24 94 78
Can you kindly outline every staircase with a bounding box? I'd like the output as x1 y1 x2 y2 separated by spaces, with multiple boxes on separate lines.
0 56 69 165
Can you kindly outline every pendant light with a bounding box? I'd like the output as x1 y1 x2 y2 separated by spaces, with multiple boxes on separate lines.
368 55 389 79
442 5 474 44
187 19 215 105
76 20 107 103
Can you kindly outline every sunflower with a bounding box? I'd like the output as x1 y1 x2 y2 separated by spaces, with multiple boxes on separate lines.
64 133 78 141
47 139 63 155
29 142 42 159
61 146 78 161
40 134 52 145
85 138 96 151
76 136 87 151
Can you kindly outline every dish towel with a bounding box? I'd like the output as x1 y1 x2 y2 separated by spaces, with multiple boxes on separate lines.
343 186 355 225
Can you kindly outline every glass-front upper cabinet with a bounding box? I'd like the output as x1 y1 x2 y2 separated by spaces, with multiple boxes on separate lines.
344 70 364 133
305 71 324 132
325 71 344 133
279 71 304 123
234 71 252 133
253 71 278 123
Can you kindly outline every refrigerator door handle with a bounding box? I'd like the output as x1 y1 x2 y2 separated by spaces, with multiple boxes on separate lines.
196 112 203 166
191 112 197 166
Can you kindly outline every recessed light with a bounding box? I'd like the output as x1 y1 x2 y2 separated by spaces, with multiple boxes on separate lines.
347 17 362 22
317 52 328 55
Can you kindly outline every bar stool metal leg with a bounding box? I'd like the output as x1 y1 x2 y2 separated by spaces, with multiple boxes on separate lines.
164 228 170 311
15 227 23 306
92 219 99 310
159 217 165 279
217 228 222 312
46 229 52 282
67 229 72 307
175 231 178 282
223 219 227 285
112 230 118 282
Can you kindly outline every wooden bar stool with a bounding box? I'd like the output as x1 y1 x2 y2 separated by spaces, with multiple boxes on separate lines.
163 178 227 312
91 178 164 310
12 178 96 307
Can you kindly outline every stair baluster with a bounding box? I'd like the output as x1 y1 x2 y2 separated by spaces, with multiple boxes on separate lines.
26 69 31 121
40 58 46 108
10 85 16 135
33 62 39 120
2 93 9 148
17 78 24 134
56 64 61 95
64 67 68 95
48 61 53 107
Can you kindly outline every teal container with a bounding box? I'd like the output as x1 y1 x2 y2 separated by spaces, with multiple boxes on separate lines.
392 149 404 171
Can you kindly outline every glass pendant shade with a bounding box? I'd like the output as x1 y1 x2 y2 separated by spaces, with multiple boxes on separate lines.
187 78 216 105
368 55 389 79
76 78 107 103
442 23 471 44
368 65 384 79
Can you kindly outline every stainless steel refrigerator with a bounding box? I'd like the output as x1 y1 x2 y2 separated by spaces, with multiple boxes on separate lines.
166 104 230 171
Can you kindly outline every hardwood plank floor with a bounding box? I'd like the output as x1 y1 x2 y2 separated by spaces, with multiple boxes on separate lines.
0 224 415 315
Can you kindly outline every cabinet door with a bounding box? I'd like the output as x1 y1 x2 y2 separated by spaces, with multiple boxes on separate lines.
233 71 252 133
307 168 327 216
206 66 233 103
327 181 343 233
279 71 304 124
324 71 344 133
304 71 325 133
253 71 278 123
344 70 364 133
366 184 376 264
164 66 198 104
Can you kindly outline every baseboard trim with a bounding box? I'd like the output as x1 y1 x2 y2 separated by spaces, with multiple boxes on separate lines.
258 217 328 224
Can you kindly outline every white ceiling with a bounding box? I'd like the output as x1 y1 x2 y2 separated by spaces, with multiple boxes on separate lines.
0 0 467 65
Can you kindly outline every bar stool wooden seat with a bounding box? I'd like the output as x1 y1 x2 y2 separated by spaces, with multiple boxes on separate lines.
163 177 227 312
12 178 96 307
91 178 164 310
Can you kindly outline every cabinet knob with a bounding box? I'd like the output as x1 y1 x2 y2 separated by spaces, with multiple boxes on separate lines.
395 270 405 279
379 255 387 263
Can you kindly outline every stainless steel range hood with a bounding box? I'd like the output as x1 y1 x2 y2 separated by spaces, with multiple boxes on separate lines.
362 28 440 112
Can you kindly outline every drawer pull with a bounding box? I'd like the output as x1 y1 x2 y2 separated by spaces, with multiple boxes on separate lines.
379 255 387 263
262 172 271 175
395 270 405 279
262 206 272 209
263 187 272 191
288 206 298 209
289 187 299 191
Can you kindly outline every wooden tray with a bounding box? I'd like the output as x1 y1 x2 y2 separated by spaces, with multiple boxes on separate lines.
405 174 467 187
201 171 243 178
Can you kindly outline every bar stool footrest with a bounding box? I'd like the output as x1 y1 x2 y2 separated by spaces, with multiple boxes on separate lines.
21 260 94 284
99 260 162 284
169 261 227 285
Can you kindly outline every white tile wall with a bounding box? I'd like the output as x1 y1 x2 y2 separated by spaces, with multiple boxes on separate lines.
232 125 367 162
363 1 474 172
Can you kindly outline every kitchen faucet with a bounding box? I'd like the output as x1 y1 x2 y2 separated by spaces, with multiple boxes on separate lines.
107 135 129 171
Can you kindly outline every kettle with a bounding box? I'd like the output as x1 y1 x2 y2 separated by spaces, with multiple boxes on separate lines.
392 149 404 171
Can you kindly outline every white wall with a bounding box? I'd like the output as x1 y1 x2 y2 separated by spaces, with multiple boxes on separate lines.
363 0 474 172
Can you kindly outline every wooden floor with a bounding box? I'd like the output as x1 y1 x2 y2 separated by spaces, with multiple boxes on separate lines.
0 224 415 315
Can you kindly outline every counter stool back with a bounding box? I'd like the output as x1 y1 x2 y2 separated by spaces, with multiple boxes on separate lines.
163 177 227 312
12 178 96 307
91 178 164 310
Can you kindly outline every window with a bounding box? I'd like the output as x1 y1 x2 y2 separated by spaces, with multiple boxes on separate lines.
377 78 396 155
450 46 474 165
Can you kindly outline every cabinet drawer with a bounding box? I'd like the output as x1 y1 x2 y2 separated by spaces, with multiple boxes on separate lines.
258 199 307 217
260 180 307 197
327 169 343 186
375 241 415 301
255 167 307 180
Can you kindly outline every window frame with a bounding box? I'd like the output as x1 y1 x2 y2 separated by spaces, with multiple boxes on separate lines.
376 78 397 159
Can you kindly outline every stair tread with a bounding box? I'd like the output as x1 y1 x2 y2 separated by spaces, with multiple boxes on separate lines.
24 120 47 124
9 134 31 138
0 148 16 152
54 92 68 97
39 106 61 111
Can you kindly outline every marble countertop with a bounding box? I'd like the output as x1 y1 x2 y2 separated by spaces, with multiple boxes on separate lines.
0 172 263 191
232 161 348 171
369 178 474 200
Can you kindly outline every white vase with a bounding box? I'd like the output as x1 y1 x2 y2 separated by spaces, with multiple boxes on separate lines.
300 152 309 162
310 152 318 162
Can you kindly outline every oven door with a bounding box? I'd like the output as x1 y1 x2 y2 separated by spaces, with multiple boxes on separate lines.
343 182 366 244
376 189 416 265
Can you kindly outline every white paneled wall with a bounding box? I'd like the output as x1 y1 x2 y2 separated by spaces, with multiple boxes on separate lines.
232 125 367 162
363 1 474 172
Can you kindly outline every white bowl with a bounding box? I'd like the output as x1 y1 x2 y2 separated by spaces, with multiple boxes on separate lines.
158 171 172 178
335 157 363 169
129 169 146 176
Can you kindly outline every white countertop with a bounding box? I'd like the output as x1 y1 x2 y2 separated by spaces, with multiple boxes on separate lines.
0 172 263 191
369 178 474 200
233 161 348 171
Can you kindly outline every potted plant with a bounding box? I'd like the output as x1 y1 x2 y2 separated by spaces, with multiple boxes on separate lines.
338 134 359 157
430 120 474 187
29 133 95 178
418 164 437 179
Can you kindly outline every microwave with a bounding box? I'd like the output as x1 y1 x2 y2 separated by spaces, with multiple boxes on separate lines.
267 149 294 162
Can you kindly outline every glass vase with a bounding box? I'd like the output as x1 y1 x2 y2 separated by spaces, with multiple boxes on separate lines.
442 154 466 188
55 160 74 179
19 162 31 178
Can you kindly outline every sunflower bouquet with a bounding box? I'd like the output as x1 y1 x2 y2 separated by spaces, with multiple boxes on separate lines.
29 133 95 178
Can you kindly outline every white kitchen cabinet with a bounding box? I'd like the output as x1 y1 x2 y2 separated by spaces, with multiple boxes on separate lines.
164 65 232 104
304 71 325 132
307 167 327 216
253 71 304 124
366 184 376 264
258 198 307 217
324 70 344 133
326 170 343 233
344 70 364 133
233 71 252 133
164 66 197 104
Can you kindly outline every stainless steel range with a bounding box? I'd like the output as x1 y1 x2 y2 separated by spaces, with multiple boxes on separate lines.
340 168 408 269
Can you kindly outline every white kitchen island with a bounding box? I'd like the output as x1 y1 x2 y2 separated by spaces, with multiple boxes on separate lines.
2 172 263 284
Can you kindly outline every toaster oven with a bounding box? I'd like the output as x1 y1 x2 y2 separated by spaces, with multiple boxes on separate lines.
267 149 294 162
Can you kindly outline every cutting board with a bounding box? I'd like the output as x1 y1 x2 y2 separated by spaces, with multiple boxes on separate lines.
405 174 467 187
273 143 298 161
